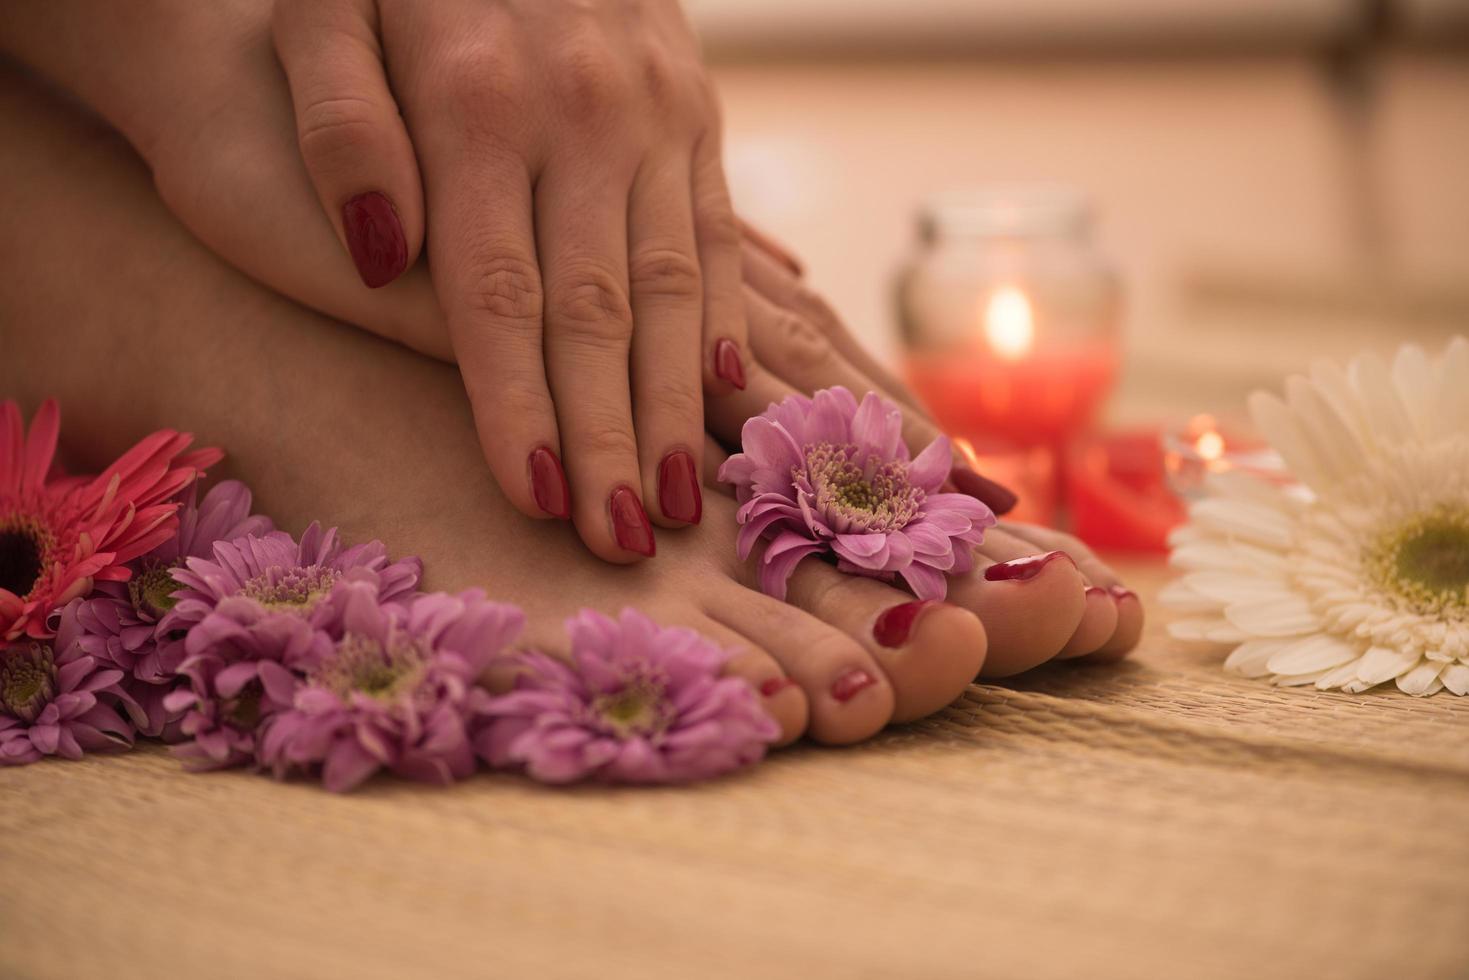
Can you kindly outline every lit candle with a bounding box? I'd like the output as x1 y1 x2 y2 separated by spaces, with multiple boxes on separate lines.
905 282 1119 451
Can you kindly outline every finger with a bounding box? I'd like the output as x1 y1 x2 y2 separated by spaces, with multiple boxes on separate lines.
691 124 749 394
742 286 960 466
737 217 803 277
272 0 423 288
537 160 654 562
423 144 569 526
628 153 704 527
742 240 924 417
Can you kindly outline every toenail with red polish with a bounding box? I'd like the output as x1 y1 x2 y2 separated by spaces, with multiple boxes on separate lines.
759 677 795 698
983 550 1074 582
714 338 746 390
830 669 877 703
873 600 938 648
951 467 1019 516
342 191 408 288
528 447 570 519
657 450 702 525
1110 586 1138 602
609 486 655 556
1085 586 1109 601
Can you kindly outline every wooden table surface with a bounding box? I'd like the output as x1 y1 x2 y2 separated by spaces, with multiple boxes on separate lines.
4 558 1466 980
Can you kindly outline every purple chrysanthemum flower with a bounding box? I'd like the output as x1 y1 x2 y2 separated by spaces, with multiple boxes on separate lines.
162 522 421 664
0 602 133 765
476 608 780 785
72 481 272 739
717 386 996 600
259 583 524 792
161 637 299 770
158 523 421 770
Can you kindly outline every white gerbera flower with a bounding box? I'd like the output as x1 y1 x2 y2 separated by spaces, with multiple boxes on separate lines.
1164 337 1469 696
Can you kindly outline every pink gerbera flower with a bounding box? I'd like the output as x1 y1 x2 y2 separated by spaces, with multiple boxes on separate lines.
476 608 779 784
162 523 421 664
718 387 996 600
0 399 221 641
260 583 524 792
1 602 134 766
73 481 273 738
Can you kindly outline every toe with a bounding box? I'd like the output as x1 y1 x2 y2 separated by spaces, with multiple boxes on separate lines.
782 563 985 728
1086 587 1145 663
661 614 810 747
708 586 895 746
825 578 987 723
948 551 1087 677
722 646 809 747
998 521 1124 590
1053 586 1120 659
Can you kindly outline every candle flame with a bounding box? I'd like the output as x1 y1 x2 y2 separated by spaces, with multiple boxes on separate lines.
983 286 1034 360
1195 430 1226 461
1186 415 1226 462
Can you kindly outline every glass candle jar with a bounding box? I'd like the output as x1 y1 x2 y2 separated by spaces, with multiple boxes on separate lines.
895 186 1122 452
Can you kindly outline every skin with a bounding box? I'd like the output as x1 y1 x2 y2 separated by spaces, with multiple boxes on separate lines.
0 0 1054 560
269 0 746 560
0 69 1137 747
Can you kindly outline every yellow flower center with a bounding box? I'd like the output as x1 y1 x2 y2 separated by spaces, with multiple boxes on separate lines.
1366 507 1469 617
311 633 427 701
128 560 182 618
240 565 339 614
592 677 670 737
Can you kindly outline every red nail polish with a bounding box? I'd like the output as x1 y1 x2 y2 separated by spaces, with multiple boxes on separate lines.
714 338 746 390
342 192 408 289
1086 586 1109 601
1110 586 1138 603
609 486 655 556
873 600 937 648
759 677 795 698
951 467 1019 517
527 447 570 519
830 669 877 703
983 550 1074 582
657 450 702 525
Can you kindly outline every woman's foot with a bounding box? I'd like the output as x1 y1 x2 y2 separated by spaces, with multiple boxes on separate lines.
0 67 1136 751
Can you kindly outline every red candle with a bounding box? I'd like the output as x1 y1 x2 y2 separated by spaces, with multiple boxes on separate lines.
906 286 1119 450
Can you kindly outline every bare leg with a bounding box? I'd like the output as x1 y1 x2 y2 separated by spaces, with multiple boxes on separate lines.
1 69 998 746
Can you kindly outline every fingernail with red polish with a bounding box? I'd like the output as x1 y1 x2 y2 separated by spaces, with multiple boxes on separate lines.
714 338 746 390
873 600 937 648
342 191 408 289
1110 586 1138 603
983 550 1074 582
657 450 702 525
759 677 795 698
951 467 1019 517
830 669 877 703
528 447 570 519
609 486 655 556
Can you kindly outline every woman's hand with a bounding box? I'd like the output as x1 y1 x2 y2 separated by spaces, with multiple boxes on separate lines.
0 0 1018 531
268 0 745 562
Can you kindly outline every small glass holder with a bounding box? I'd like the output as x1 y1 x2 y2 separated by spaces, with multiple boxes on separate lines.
1161 414 1287 501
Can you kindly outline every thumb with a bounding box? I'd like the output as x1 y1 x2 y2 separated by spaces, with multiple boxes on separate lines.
272 0 424 289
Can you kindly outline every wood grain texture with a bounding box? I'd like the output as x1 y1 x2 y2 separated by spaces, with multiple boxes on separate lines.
3 561 1466 980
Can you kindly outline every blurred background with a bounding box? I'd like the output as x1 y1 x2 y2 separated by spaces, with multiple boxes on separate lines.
690 0 1469 424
